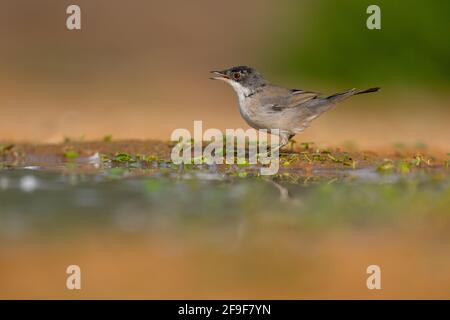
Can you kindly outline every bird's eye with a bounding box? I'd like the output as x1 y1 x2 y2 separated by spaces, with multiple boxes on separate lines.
232 72 241 80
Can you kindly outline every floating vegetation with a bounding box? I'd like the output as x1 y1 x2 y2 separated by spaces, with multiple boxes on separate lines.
412 154 432 167
237 172 248 178
236 158 249 166
112 153 135 163
1 140 447 179
375 154 440 174
63 150 79 159
376 160 396 173
398 161 411 174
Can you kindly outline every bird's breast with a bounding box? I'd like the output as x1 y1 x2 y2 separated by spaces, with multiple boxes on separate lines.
238 97 268 130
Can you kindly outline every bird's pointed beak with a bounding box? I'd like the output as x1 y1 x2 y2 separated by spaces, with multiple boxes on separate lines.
210 71 229 81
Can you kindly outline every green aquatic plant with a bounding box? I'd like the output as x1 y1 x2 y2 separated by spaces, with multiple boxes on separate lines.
377 160 395 173
412 154 432 167
63 150 79 159
341 153 356 168
100 153 111 162
236 158 249 166
326 153 339 162
145 155 161 162
282 160 291 167
281 154 300 167
378 159 414 175
237 172 248 178
301 152 313 164
112 153 134 162
312 151 327 162
412 155 423 166
319 151 355 167
398 161 411 174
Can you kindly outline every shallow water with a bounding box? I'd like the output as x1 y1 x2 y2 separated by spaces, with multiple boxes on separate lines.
1 156 450 298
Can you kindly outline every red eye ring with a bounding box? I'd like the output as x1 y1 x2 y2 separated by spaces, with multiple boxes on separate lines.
232 72 241 80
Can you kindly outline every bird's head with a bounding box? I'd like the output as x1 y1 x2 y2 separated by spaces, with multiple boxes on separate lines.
210 66 266 91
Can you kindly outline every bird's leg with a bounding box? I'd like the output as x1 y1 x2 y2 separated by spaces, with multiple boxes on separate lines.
287 134 297 152
257 132 291 161
269 132 290 155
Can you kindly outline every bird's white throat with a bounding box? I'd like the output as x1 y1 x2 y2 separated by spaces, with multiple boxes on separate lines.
222 79 251 106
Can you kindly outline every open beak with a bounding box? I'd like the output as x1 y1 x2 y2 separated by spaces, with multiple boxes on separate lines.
210 71 229 80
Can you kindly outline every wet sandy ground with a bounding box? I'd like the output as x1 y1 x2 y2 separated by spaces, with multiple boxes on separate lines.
1 139 448 170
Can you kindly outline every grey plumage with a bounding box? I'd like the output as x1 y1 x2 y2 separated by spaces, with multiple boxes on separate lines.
211 66 380 148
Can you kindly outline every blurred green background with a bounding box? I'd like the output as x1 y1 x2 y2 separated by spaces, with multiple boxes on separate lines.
269 0 450 88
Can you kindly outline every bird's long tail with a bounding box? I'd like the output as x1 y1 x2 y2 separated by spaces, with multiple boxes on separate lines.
325 87 380 103
305 87 380 115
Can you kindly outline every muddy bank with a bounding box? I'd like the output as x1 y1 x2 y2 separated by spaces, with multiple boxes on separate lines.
1 140 448 173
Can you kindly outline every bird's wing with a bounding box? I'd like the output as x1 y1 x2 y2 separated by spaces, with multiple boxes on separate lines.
265 89 320 111
257 86 320 112
287 89 320 107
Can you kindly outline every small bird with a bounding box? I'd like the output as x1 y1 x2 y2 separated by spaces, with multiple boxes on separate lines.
211 66 379 150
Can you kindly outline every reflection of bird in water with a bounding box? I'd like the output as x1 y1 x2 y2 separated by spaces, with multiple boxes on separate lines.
267 179 290 202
